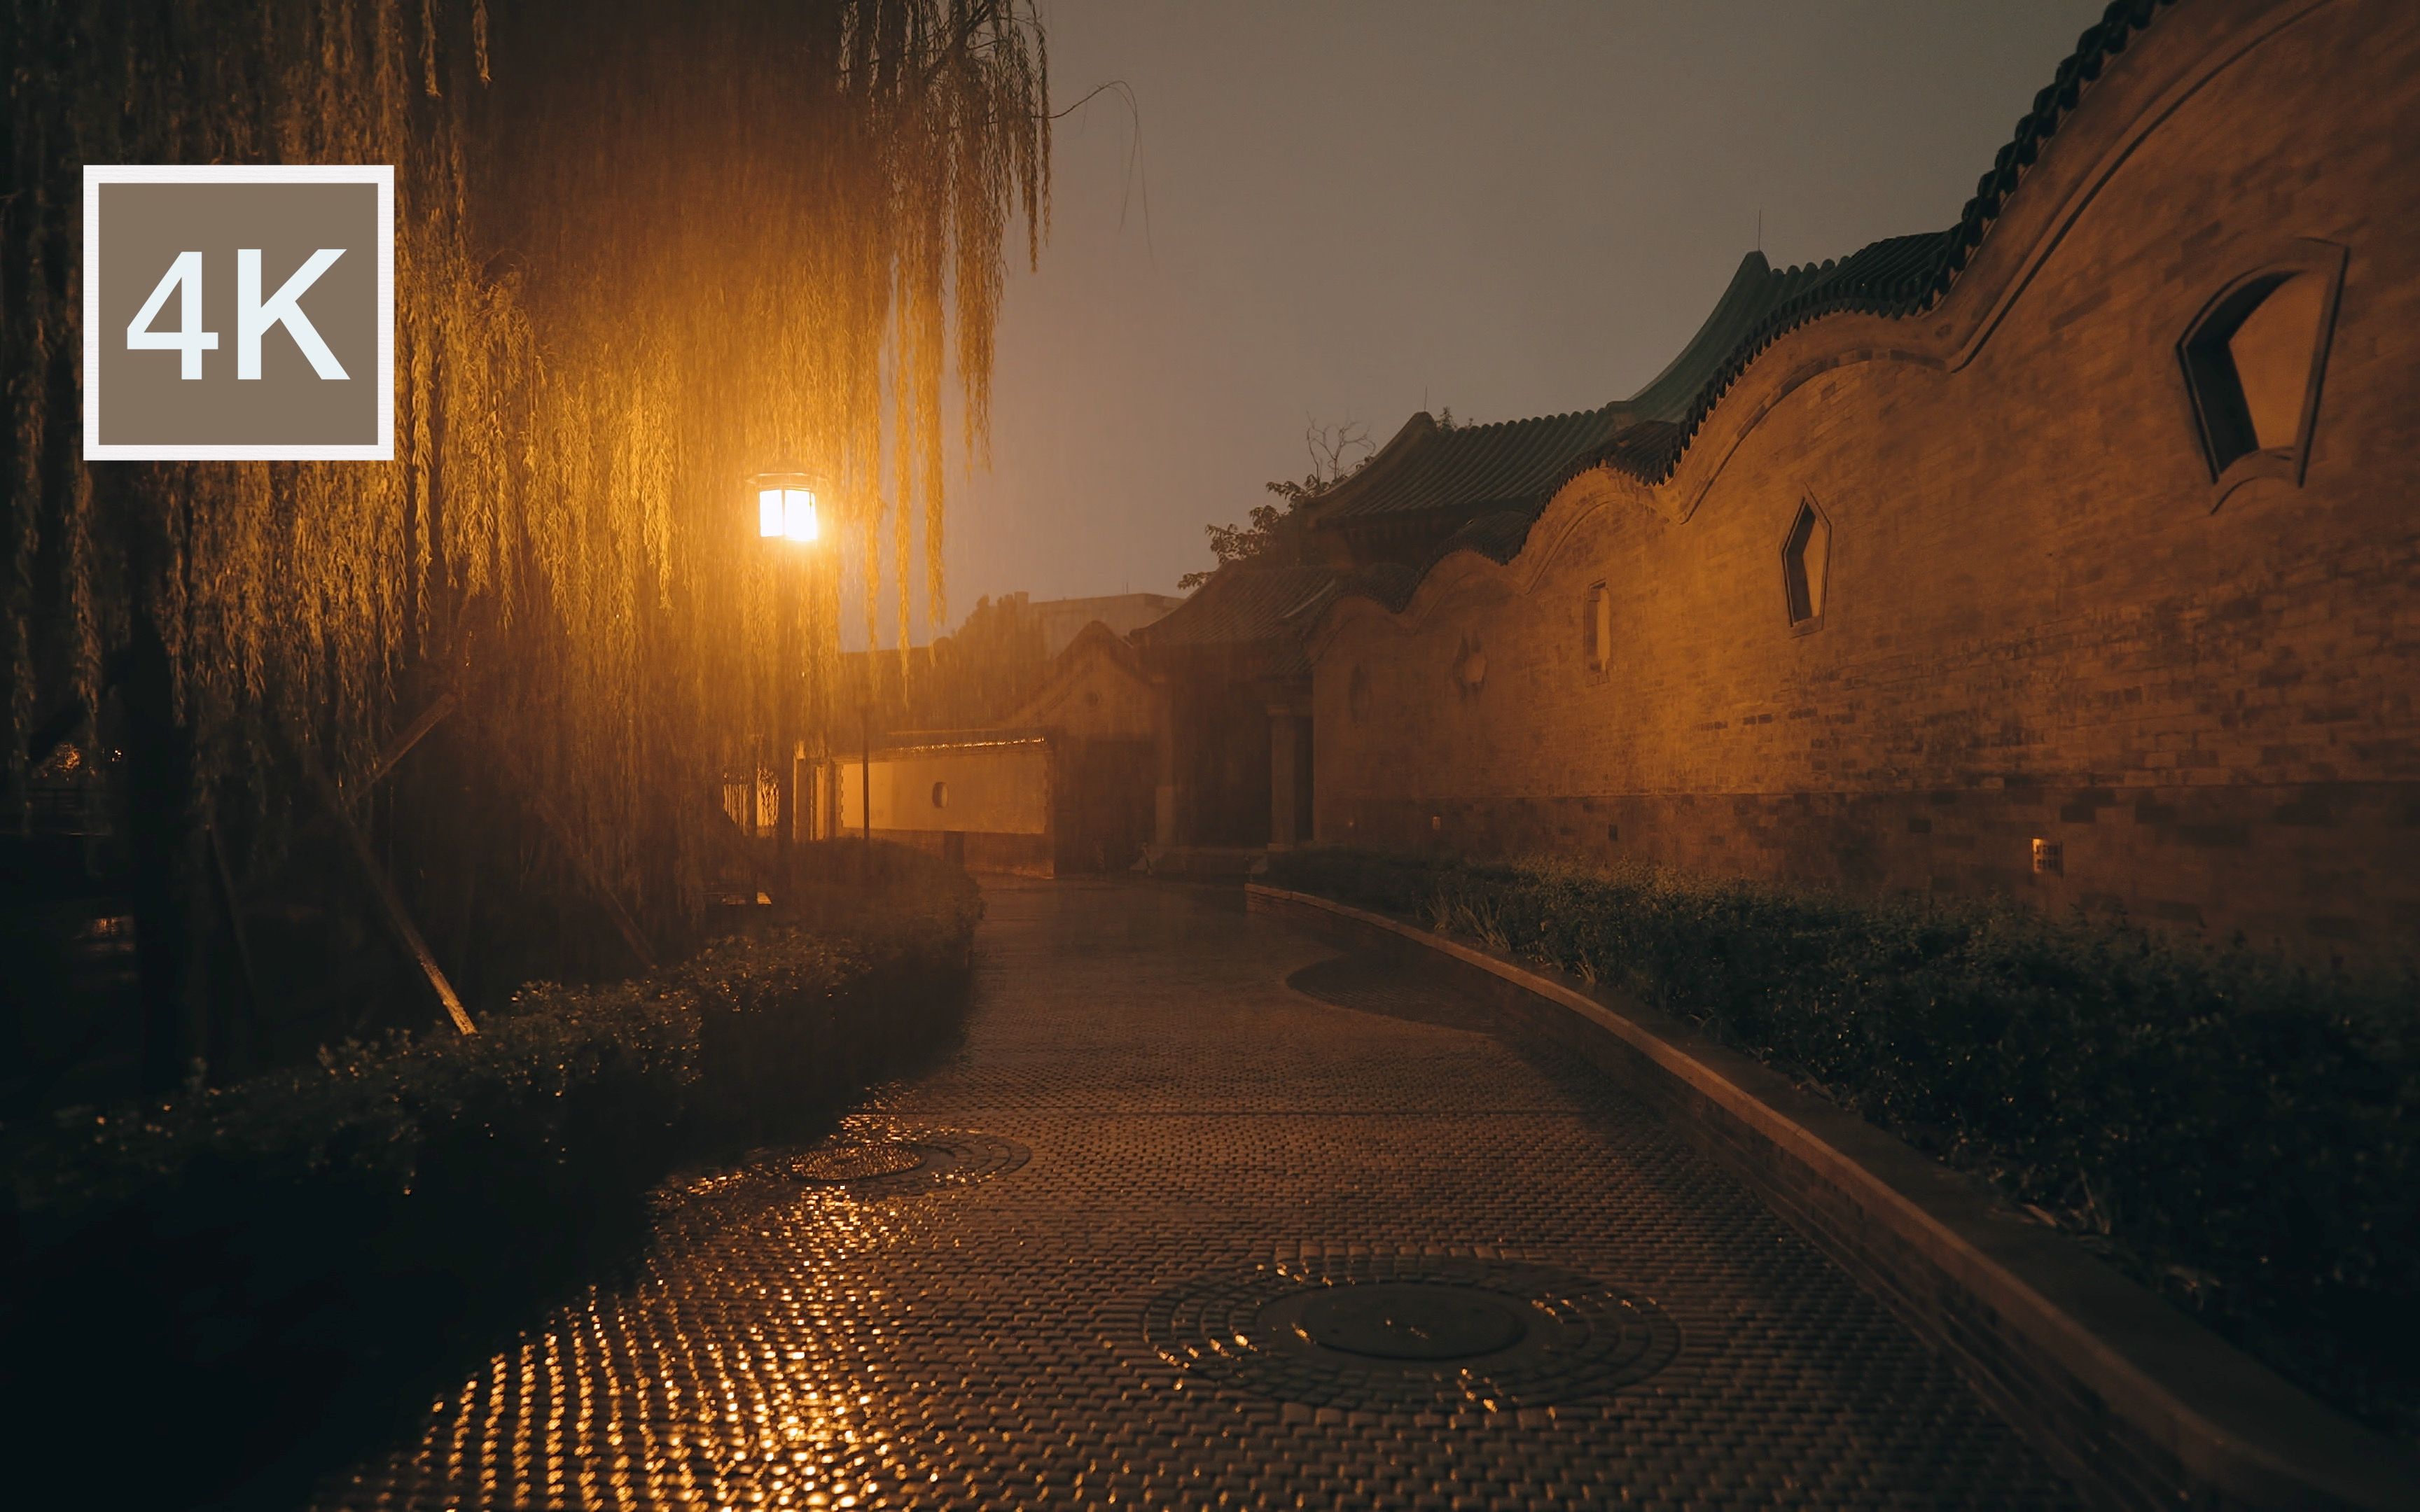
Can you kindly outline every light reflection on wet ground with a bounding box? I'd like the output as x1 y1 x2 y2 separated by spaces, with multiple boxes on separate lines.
319 879 2074 1509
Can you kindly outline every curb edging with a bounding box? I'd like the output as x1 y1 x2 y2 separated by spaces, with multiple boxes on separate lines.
1247 882 2416 1512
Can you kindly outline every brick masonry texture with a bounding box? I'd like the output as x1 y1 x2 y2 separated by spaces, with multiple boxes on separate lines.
317 881 2077 1509
1308 0 2420 963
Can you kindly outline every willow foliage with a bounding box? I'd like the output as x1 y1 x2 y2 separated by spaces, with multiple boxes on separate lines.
1 0 1048 925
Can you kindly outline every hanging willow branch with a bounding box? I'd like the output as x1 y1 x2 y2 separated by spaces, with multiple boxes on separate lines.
1 0 1048 927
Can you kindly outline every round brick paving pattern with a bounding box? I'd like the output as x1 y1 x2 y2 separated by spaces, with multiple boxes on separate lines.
318 879 2079 1510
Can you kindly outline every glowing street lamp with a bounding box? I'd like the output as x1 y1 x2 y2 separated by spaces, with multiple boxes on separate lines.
754 476 820 544
750 468 871 876
749 468 828 896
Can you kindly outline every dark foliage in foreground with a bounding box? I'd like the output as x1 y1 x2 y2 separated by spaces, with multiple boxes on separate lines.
1266 847 2419 1442
0 841 981 1507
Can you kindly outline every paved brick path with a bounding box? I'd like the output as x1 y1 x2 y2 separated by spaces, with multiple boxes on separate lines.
321 880 2076 1509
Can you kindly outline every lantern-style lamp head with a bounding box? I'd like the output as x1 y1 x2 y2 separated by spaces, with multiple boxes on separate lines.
758 484 818 543
750 470 821 545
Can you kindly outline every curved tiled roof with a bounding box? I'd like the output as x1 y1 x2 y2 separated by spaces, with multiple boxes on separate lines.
1133 563 1342 650
1576 0 2181 486
1325 512 1538 617
1302 405 1634 523
1215 0 2186 643
1326 561 1424 616
1293 231 1961 528
1430 509 1539 568
1298 0 2183 518
1003 620 1152 728
1633 234 1956 419
1943 0 2181 293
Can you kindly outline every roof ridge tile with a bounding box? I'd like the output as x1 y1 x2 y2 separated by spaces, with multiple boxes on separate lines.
1229 0 2187 634
1555 1 2181 493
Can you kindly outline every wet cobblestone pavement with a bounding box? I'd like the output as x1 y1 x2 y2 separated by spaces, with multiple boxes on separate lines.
319 880 2078 1509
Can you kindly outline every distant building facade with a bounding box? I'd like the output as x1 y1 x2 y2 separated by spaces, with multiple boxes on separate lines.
1167 0 2420 962
1022 592 1185 658
814 619 1163 875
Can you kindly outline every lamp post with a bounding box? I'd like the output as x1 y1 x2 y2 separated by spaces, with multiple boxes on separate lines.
751 471 822 901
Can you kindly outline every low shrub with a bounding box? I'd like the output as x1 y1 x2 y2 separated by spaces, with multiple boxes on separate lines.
0 841 983 1506
1266 846 2420 1442
676 844 982 1138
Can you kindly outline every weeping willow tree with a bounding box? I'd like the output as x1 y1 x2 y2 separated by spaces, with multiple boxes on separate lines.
1 0 1048 1079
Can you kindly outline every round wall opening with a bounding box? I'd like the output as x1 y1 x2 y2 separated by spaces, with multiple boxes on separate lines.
930 780 949 808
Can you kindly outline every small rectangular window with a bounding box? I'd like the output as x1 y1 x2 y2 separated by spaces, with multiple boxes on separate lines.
1587 582 1613 672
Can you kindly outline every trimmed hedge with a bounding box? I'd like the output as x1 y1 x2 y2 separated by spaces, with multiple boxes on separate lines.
1266 847 2419 1442
0 841 982 1507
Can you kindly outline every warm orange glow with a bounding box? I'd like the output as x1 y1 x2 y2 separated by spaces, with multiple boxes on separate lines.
759 487 819 543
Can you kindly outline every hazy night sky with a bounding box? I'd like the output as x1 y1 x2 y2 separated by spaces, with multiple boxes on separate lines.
883 0 2109 642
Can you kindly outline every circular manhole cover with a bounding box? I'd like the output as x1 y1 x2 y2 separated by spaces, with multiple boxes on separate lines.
779 1118 1029 1197
791 1137 930 1183
1144 1252 1680 1412
673 1119 1029 1204
1286 1282 1528 1360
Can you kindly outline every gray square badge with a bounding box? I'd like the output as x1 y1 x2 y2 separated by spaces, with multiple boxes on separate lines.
83 165 393 460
